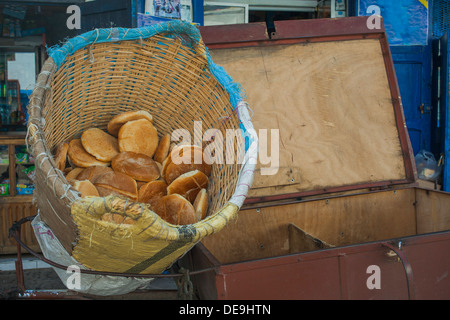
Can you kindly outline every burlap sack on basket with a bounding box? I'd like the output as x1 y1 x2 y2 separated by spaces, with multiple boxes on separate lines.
26 20 257 296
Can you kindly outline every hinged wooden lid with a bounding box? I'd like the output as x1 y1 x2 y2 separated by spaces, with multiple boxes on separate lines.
200 17 416 203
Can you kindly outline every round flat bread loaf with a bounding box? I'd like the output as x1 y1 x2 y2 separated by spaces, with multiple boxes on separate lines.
138 180 167 206
76 165 113 183
111 151 160 182
153 133 171 164
54 141 69 171
93 171 138 201
71 180 99 198
156 194 197 225
162 145 212 185
65 167 85 182
67 139 110 168
167 170 209 203
81 128 119 162
136 181 147 190
107 110 153 137
118 119 159 158
193 188 208 221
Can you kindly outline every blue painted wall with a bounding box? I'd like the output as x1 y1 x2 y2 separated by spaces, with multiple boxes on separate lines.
359 0 429 46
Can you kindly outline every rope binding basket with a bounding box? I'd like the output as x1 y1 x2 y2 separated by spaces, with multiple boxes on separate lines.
26 20 257 293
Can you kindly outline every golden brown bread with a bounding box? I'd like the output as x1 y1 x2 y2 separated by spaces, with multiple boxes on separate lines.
193 188 208 221
107 110 153 137
138 180 167 208
153 133 171 164
167 170 209 203
54 142 69 171
160 143 187 179
155 194 197 225
162 145 212 185
93 171 138 201
136 180 147 190
161 144 189 177
81 128 119 162
155 162 163 177
76 165 113 183
111 151 160 182
67 139 110 168
101 212 135 225
95 186 124 199
71 180 100 198
65 167 85 182
118 119 159 158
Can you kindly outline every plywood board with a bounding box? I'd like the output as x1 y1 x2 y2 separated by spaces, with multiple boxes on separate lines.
415 188 450 234
288 223 334 253
209 39 407 198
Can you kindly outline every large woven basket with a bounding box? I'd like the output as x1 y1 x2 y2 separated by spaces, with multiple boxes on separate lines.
26 21 257 284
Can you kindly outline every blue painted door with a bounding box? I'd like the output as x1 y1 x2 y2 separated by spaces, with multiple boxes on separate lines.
391 45 433 156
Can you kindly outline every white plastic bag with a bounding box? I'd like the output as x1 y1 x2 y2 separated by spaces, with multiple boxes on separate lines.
414 150 442 181
31 213 154 296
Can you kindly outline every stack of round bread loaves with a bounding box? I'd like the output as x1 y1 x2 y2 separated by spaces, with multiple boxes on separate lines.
53 110 211 226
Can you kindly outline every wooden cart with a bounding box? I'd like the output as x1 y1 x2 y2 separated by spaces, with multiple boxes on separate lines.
188 17 450 300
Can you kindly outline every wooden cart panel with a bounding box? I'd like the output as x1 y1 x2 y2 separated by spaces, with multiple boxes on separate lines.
192 188 450 299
